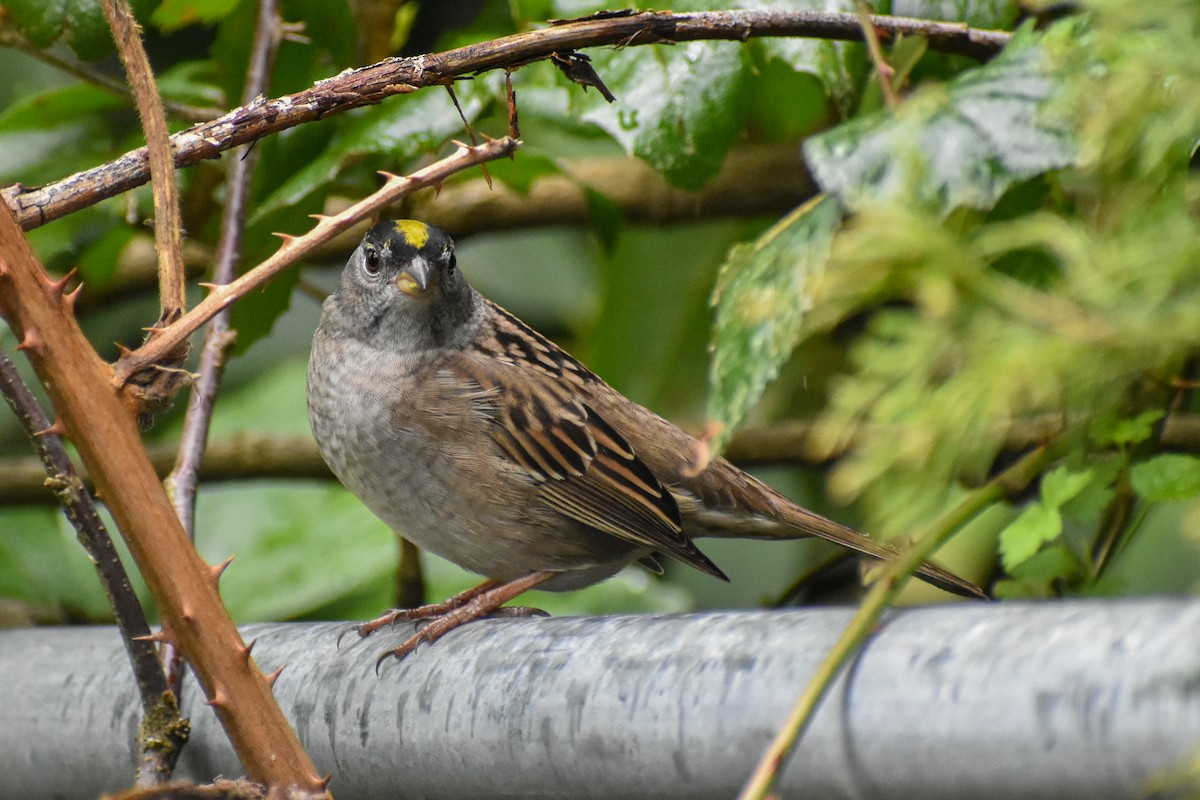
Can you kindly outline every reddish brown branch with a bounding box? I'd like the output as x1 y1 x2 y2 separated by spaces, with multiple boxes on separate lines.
3 10 1010 230
0 207 324 791
113 137 520 385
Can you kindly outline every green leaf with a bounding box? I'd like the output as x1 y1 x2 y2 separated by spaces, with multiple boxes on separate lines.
1130 454 1200 503
0 84 124 133
1000 466 1093 572
1089 409 1163 448
1040 465 1093 509
509 0 554 27
739 0 864 116
746 54 833 141
156 60 226 109
804 32 1075 214
5 0 158 61
195 482 396 622
705 195 843 454
3 0 67 48
993 544 1083 598
1007 544 1082 582
152 0 240 31
893 0 1021 28
252 85 492 222
552 0 756 188
0 506 135 620
580 40 751 190
998 502 1062 572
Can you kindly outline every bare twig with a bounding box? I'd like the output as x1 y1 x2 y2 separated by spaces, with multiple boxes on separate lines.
164 0 283 711
0 350 187 786
6 414 1200 506
101 0 187 322
0 205 325 791
856 3 901 108
113 137 520 385
169 0 282 540
737 445 1053 800
3 10 1011 230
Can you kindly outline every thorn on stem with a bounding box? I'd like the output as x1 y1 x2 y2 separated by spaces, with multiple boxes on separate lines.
208 554 236 585
64 284 83 315
265 665 286 687
14 328 42 354
272 232 298 244
241 638 257 663
133 630 173 645
33 419 68 438
44 267 78 298
205 692 228 710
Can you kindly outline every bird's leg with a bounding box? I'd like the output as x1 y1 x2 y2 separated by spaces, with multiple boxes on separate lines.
372 570 559 665
355 578 503 637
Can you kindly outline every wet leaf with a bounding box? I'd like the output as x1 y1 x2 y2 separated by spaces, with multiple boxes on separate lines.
705 195 843 455
805 33 1075 213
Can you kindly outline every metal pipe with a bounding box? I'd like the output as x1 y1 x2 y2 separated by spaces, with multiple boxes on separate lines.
2 599 1197 799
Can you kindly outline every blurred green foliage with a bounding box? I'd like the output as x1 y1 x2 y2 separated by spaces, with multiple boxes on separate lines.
0 0 1197 629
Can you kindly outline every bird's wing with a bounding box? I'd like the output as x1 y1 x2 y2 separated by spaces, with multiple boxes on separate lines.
449 305 727 580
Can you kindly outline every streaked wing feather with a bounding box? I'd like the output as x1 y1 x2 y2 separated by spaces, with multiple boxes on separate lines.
454 321 726 579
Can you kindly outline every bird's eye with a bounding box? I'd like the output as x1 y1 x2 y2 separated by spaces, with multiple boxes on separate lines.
364 248 381 274
447 253 457 273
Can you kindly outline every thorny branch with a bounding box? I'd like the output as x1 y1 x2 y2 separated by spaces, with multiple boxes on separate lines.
113 137 520 385
0 351 187 786
0 203 325 791
2 10 1011 230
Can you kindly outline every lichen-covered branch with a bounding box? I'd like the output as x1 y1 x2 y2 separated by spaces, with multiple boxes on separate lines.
0 350 187 785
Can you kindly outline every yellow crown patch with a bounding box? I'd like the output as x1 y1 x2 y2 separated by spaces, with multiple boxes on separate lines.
394 220 430 248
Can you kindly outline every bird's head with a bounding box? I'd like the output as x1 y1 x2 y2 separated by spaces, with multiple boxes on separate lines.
330 219 481 351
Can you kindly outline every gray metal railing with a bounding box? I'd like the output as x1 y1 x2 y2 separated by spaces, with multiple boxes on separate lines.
2 599 1198 799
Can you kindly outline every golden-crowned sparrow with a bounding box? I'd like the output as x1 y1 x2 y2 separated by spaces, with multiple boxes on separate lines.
308 220 984 661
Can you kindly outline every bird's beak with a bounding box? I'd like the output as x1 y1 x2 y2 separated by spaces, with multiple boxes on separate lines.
395 257 433 298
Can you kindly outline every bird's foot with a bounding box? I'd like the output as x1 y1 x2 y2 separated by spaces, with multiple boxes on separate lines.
355 571 558 669
354 579 503 638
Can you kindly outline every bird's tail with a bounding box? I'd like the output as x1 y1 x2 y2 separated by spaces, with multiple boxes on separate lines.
771 503 987 600
686 490 988 600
